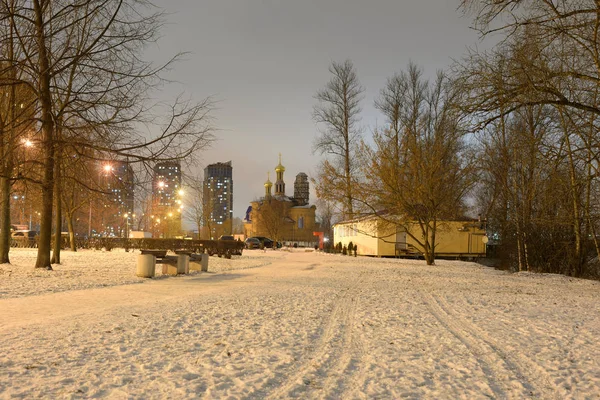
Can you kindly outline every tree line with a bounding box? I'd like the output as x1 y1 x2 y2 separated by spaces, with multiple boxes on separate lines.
0 0 214 269
313 0 600 278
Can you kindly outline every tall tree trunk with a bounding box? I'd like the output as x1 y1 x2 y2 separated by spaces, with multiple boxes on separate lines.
67 212 76 252
0 8 16 264
559 109 583 276
344 105 353 219
0 104 15 264
0 176 11 264
584 154 600 263
51 151 61 264
421 221 435 266
34 0 55 270
429 218 437 265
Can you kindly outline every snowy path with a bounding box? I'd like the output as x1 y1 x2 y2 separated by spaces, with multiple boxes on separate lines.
1 250 599 399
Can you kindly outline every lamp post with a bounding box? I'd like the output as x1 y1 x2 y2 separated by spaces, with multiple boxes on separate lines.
88 163 113 238
123 213 129 239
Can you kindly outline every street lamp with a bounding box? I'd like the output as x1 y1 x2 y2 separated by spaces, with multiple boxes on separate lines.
88 163 114 238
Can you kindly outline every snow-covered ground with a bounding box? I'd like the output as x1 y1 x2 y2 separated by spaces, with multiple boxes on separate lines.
1 248 598 399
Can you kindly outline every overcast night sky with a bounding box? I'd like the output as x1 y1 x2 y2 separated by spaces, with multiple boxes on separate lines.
148 0 485 220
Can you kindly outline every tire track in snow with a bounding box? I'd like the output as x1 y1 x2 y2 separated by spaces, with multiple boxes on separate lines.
317 276 366 398
422 290 558 399
420 290 507 398
265 271 364 399
433 293 561 400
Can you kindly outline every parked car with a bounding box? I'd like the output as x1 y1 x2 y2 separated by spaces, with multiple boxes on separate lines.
245 237 261 249
251 236 276 248
217 235 243 255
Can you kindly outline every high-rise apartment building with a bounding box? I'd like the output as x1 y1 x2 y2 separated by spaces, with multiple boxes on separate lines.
203 161 233 237
95 160 134 237
153 162 182 207
152 162 183 237
107 161 134 215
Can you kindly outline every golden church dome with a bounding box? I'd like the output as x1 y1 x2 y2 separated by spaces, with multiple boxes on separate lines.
264 172 273 188
275 153 285 173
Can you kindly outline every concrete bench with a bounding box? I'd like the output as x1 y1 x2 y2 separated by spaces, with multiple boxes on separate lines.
137 249 205 277
140 249 168 259
137 249 175 277
190 253 209 272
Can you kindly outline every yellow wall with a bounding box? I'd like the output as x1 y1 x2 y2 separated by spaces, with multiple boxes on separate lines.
333 219 383 255
405 221 486 256
287 206 318 242
334 217 486 257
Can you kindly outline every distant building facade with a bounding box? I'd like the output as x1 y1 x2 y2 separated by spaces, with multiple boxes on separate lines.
108 161 134 215
153 162 182 207
96 160 134 237
334 215 487 258
152 161 183 237
244 155 318 245
203 161 234 238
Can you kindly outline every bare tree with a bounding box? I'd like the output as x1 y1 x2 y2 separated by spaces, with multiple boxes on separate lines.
315 197 335 241
359 65 474 265
231 217 244 235
184 174 213 239
0 0 215 268
0 0 37 263
454 4 600 277
0 78 34 262
313 60 364 219
59 147 103 251
459 1 600 120
255 199 291 246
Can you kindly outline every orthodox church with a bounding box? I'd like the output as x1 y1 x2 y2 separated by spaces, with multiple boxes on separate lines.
244 156 318 244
